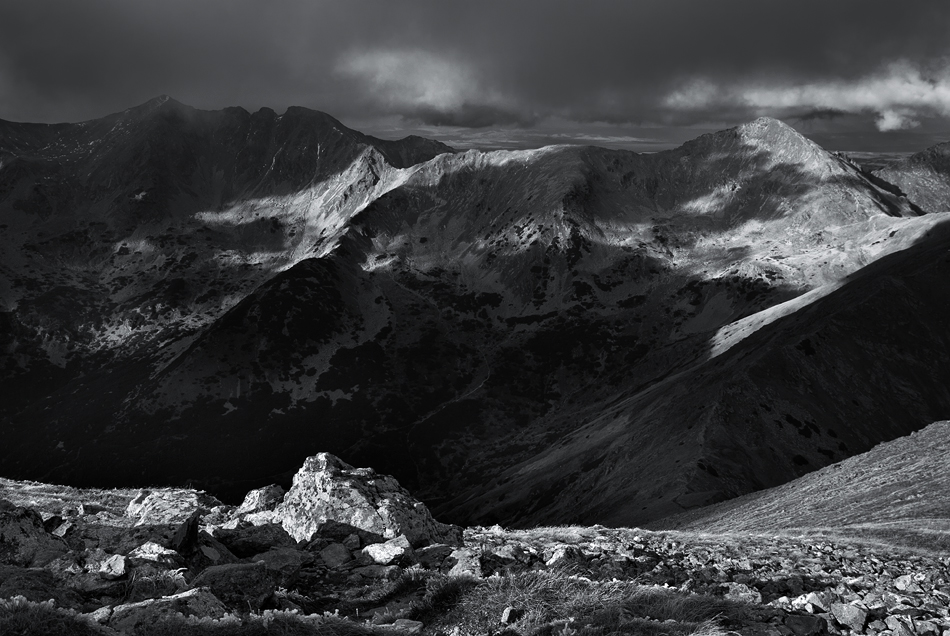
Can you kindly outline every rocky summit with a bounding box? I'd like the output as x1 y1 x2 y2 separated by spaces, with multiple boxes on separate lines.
0 443 948 636
3 99 950 529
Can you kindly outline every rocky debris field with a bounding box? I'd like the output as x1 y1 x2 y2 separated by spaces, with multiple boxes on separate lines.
0 455 948 636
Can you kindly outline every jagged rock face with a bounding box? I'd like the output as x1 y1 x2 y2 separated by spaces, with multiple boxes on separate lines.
2 100 949 528
877 142 950 213
276 453 462 547
234 485 285 517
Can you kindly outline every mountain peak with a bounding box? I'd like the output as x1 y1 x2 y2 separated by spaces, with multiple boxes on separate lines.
735 116 808 144
122 95 190 119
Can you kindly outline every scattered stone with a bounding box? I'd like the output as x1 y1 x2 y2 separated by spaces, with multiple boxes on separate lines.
444 548 482 578
785 614 827 636
915 620 941 636
99 553 130 580
830 602 869 632
885 615 916 636
343 533 362 551
545 545 584 568
726 582 763 604
128 541 185 568
320 542 353 568
189 532 239 569
416 544 455 569
78 503 107 516
42 514 64 533
794 592 831 613
895 575 924 594
362 535 414 566
109 587 229 632
172 510 201 555
492 543 531 563
276 453 462 547
87 606 112 624
502 606 524 624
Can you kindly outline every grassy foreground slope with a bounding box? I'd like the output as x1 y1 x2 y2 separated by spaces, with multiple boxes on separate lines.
651 420 950 552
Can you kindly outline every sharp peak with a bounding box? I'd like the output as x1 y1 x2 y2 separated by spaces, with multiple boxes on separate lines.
131 94 188 112
734 116 804 137
688 116 818 152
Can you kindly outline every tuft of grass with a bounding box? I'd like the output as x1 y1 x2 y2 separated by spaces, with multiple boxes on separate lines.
141 610 377 636
0 596 106 636
344 568 430 613
405 574 479 623
428 567 745 636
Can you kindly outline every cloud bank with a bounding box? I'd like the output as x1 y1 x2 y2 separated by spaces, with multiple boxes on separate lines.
665 61 950 131
1 0 949 148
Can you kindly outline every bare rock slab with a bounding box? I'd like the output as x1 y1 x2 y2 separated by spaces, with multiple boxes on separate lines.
125 489 224 526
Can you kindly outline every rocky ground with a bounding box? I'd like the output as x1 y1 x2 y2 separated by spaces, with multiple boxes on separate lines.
1 453 947 636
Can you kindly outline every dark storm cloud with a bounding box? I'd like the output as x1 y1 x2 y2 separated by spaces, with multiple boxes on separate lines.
2 0 949 141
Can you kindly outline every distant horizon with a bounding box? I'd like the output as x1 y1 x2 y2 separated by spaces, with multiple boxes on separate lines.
3 94 947 157
3 1 950 154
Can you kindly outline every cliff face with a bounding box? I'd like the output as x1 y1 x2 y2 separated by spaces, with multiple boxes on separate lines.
2 101 947 527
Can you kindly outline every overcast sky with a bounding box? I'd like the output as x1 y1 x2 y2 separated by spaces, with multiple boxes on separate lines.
2 0 950 151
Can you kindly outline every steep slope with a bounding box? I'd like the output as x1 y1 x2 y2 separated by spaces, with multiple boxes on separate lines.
438 216 950 527
876 141 950 213
0 96 451 419
1 107 946 528
651 420 950 550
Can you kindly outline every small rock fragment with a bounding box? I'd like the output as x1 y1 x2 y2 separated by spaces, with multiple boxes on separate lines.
501 606 524 624
362 535 414 566
829 602 868 632
785 614 827 636
99 554 130 580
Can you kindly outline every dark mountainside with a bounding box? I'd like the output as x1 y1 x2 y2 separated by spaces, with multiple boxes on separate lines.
2 99 949 528
653 419 950 540
876 141 950 214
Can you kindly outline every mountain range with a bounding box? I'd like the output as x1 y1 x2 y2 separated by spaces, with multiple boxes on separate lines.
2 96 949 528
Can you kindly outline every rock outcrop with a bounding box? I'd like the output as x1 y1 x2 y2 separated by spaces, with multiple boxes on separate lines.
0 499 68 567
125 490 225 526
0 462 949 636
275 453 463 547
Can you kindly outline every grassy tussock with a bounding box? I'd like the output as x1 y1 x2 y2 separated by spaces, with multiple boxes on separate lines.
0 569 744 636
0 596 105 636
141 611 375 636
429 568 743 636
